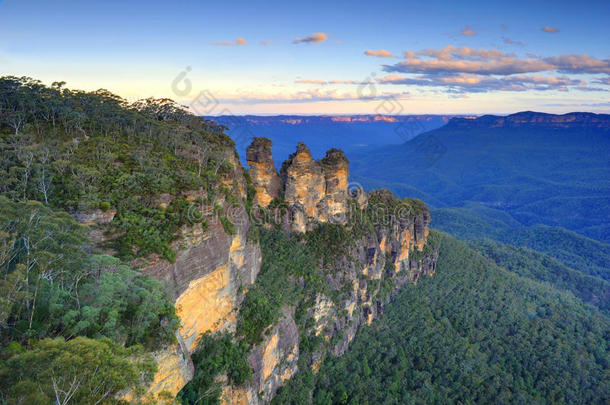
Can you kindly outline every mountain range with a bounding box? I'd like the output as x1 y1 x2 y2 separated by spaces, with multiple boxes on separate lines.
212 114 460 166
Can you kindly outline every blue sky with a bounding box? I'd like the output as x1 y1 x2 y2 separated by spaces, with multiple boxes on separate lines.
1 0 609 114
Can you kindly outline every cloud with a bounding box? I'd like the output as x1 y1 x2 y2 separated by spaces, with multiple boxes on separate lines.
213 38 247 46
329 80 366 84
503 37 524 46
461 26 476 36
415 46 510 61
259 40 271 46
214 88 408 104
293 32 327 44
376 73 585 93
543 54 610 74
295 79 328 85
575 86 608 92
385 56 552 76
542 26 559 33
593 76 610 85
364 49 395 58
295 79 370 85
382 46 610 76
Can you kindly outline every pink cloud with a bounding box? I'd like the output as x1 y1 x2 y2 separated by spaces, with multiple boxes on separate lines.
293 33 328 44
376 73 584 93
364 49 395 58
212 38 247 46
542 26 560 33
544 54 610 74
461 26 476 36
383 46 610 75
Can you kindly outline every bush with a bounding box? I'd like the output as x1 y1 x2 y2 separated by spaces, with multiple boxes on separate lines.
178 332 251 405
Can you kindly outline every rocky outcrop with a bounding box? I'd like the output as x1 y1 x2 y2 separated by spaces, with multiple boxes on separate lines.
139 156 261 400
81 138 436 404
319 148 349 224
447 111 610 130
280 142 326 232
223 307 300 404
78 151 263 401
246 138 281 207
245 141 349 233
219 141 438 404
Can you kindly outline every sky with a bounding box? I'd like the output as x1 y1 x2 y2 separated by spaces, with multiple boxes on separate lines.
1 0 609 115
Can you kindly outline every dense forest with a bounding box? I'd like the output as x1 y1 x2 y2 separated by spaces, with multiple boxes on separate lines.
430 204 610 281
274 233 609 404
0 76 238 403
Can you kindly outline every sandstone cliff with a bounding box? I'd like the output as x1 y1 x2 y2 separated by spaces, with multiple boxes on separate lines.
77 138 437 404
246 138 281 207
138 152 262 399
217 140 437 404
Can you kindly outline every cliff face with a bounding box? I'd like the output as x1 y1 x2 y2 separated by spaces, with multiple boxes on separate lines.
219 141 437 404
79 139 437 404
447 111 610 130
77 151 262 401
139 153 262 399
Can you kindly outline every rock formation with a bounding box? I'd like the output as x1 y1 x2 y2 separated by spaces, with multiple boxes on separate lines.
77 138 437 404
319 148 350 224
246 138 281 207
268 142 349 232
280 142 326 232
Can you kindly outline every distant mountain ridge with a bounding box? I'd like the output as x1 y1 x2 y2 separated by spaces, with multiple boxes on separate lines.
213 114 460 126
216 114 462 167
348 110 610 243
446 111 610 130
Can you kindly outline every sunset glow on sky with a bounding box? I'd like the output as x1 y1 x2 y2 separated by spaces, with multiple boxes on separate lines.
1 0 609 114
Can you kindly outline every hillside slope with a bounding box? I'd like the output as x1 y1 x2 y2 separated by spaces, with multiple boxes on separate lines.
275 233 610 404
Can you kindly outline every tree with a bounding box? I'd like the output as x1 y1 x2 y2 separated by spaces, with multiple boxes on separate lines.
0 337 156 404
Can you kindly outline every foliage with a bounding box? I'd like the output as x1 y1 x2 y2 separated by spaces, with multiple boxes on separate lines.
0 198 178 350
0 336 155 404
0 76 236 261
219 216 236 236
470 238 610 313
303 222 353 270
236 227 322 345
432 204 610 280
178 332 251 405
276 232 610 404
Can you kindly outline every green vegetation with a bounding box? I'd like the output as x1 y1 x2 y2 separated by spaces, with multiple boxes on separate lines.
276 232 609 404
432 204 610 280
178 332 251 405
236 227 324 345
349 117 610 242
469 238 610 313
0 336 156 404
0 77 224 401
0 197 178 349
0 76 237 262
179 224 335 405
